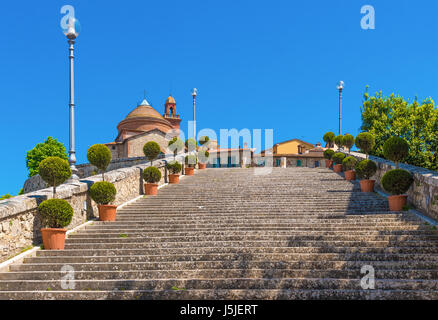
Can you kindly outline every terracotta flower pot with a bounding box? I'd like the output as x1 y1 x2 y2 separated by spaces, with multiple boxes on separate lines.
198 163 207 169
185 167 194 176
333 164 343 173
144 183 158 196
360 180 375 193
325 160 333 168
388 195 408 212
169 174 180 184
344 170 356 181
98 204 117 222
41 228 67 250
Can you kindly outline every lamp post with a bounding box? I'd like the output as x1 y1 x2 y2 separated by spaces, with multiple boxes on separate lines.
62 17 81 180
191 88 197 140
337 81 344 136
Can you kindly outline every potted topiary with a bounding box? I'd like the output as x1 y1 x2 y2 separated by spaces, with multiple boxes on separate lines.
383 136 409 169
87 144 112 181
199 136 210 148
166 160 182 184
143 141 161 166
38 156 73 250
323 132 335 148
342 134 355 154
89 181 117 221
334 135 344 151
355 159 378 192
355 132 375 159
168 137 184 160
185 138 198 152
184 155 197 175
332 152 346 173
381 169 414 211
198 150 209 169
342 156 358 181
143 166 162 195
323 149 335 168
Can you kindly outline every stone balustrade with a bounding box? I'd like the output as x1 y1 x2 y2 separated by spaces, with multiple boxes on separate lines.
344 151 438 220
0 160 167 262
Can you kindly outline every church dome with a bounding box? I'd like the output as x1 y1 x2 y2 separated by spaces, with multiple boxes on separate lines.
125 99 166 120
166 96 176 104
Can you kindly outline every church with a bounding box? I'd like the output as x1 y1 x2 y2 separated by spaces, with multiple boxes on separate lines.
105 96 181 159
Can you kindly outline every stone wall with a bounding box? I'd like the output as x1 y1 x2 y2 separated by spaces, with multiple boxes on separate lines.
0 160 167 263
23 156 156 194
346 151 438 220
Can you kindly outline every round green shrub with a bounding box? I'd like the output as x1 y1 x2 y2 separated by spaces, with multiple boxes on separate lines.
323 132 335 147
39 156 71 196
342 156 358 171
342 134 355 151
87 144 112 179
381 169 413 195
185 138 197 151
355 132 375 155
168 137 184 156
355 159 377 180
38 199 73 228
143 141 161 164
199 136 210 146
185 155 198 167
323 149 335 160
166 161 182 174
89 181 117 205
143 166 161 183
334 135 344 148
332 152 346 164
198 150 210 163
383 137 409 166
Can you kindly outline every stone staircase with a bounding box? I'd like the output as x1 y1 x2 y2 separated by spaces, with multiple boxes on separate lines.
1 167 438 300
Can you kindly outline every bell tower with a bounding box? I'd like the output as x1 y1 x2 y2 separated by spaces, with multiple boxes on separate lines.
163 95 181 131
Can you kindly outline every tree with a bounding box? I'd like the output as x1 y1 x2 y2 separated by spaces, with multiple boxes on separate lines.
26 137 68 177
361 87 437 171
38 156 72 197
323 132 335 148
0 194 13 201
342 134 355 153
355 132 375 159
334 135 344 150
87 144 112 181
143 141 161 165
383 136 409 169
168 137 184 159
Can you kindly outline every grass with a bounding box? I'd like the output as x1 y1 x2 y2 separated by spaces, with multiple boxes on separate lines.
119 234 128 238
402 205 412 211
171 286 186 291
19 245 34 254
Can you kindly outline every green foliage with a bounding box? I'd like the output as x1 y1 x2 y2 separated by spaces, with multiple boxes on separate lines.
323 132 335 147
38 157 71 197
185 138 197 151
87 144 112 180
168 137 184 157
342 156 358 171
143 166 161 183
383 136 409 167
38 199 73 228
332 152 346 165
355 132 375 156
143 141 161 163
26 137 68 177
355 159 377 180
89 181 117 205
381 169 414 195
185 155 198 168
166 160 182 174
323 149 335 160
342 134 355 152
0 194 13 201
198 150 210 163
199 136 210 146
360 88 437 171
18 188 23 195
334 135 344 148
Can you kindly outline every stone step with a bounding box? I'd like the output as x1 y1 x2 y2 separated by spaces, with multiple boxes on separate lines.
1 288 437 300
1 278 438 292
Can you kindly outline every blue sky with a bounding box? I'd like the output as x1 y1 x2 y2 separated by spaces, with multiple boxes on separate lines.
0 0 437 195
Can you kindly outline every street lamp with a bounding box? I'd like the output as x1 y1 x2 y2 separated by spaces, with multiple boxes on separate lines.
191 88 197 140
337 81 344 136
62 17 81 180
